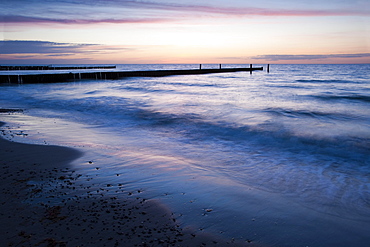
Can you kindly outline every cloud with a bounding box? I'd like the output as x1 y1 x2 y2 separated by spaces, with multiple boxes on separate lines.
1 1 368 26
0 40 138 63
251 54 370 61
0 40 132 57
1 15 172 25
148 4 369 17
45 0 370 17
0 40 97 54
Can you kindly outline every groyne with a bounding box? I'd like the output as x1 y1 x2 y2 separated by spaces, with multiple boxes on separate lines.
0 65 116 71
0 67 263 84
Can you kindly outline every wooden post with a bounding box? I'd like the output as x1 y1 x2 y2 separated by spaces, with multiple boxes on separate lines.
200 64 202 70
267 64 270 73
250 64 252 74
219 64 222 69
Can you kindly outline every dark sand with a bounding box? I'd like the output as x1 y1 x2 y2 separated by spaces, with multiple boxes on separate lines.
0 113 251 247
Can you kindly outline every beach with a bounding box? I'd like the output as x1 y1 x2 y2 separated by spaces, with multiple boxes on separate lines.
0 64 369 246
2 0 370 244
0 115 248 247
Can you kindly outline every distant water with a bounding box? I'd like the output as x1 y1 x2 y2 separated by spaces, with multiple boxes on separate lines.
1 64 370 246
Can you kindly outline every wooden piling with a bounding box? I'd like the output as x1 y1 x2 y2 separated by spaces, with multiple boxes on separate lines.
267 64 270 73
0 67 263 84
0 65 116 71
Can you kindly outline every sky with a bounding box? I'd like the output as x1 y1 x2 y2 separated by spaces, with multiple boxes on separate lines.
0 0 369 64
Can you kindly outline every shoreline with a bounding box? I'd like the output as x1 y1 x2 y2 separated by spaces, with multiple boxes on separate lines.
1 64 370 247
0 119 250 246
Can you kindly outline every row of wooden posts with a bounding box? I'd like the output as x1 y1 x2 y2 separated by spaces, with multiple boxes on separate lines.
0 64 270 72
199 64 270 73
0 64 268 84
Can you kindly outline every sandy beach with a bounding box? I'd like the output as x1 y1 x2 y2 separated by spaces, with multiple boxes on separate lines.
0 112 250 247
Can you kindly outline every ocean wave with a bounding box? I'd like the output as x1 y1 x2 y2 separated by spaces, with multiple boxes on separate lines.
295 79 362 84
133 110 202 127
161 82 222 88
313 93 370 103
119 85 176 93
17 89 370 159
266 84 306 89
112 81 220 94
136 109 370 161
158 116 370 219
263 107 362 121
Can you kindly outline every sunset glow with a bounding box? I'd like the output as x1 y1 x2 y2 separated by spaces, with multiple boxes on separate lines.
1 0 369 64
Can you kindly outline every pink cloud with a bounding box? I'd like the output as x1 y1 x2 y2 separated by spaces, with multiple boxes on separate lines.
1 15 172 25
90 1 369 17
1 1 368 27
176 5 369 17
0 40 132 55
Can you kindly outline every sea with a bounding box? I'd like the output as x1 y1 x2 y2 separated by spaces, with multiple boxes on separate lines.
1 64 369 246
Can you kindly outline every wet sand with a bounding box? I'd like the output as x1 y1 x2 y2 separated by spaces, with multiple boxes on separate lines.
0 116 250 246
